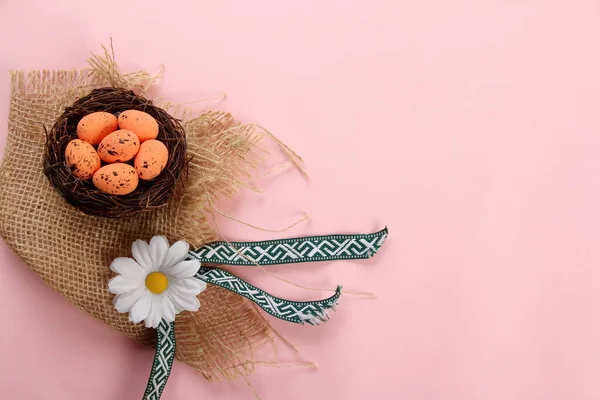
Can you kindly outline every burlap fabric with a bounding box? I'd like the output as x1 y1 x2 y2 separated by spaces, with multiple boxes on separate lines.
0 66 275 379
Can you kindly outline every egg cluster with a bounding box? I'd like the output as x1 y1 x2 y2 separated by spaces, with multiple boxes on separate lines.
65 110 169 196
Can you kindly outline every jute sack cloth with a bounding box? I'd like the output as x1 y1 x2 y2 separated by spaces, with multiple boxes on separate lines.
0 67 276 380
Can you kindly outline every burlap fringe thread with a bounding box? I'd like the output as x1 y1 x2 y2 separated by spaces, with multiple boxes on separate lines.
0 45 306 381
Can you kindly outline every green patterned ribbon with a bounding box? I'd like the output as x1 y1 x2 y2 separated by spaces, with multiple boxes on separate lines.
188 228 388 266
143 321 176 400
195 266 341 325
145 228 388 399
144 271 340 400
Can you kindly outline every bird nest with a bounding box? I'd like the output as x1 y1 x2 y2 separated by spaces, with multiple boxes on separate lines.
43 87 186 218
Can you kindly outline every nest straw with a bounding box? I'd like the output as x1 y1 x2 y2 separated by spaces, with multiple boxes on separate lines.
44 87 187 218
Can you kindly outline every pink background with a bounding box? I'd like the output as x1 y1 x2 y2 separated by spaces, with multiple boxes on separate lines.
2 1 600 399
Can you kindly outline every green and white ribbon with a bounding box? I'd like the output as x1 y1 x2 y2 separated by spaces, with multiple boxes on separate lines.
144 268 341 399
143 272 340 400
143 320 176 400
144 228 388 399
195 266 341 325
188 228 388 266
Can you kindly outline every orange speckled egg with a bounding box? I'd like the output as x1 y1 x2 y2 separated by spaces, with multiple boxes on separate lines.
65 139 101 180
97 130 140 163
92 163 139 195
134 140 169 180
77 112 118 145
118 110 159 142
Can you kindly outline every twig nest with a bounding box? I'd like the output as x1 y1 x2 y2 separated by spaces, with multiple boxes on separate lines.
44 87 186 218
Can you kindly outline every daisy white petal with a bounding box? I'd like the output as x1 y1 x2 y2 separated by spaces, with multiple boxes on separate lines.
108 275 143 295
152 295 164 327
130 291 152 323
188 296 201 312
114 287 145 313
166 260 200 278
144 310 157 329
145 295 163 328
161 297 176 323
161 240 190 269
192 278 207 293
132 240 155 272
171 277 206 295
168 288 200 312
110 257 145 278
149 236 169 269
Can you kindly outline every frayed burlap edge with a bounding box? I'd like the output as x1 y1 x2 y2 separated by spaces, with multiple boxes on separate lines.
0 47 304 381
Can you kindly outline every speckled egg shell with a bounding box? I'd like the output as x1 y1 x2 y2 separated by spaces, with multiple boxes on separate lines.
92 163 139 195
77 112 118 145
118 110 159 142
97 130 140 163
134 140 169 180
65 139 101 180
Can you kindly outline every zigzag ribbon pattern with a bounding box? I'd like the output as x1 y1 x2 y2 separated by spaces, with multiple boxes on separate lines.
195 266 341 325
188 228 388 266
143 321 176 400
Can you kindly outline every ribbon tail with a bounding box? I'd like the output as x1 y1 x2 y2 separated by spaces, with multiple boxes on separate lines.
195 267 341 325
188 227 388 266
143 320 176 400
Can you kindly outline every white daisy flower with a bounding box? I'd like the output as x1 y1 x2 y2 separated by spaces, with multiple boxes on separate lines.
108 236 206 328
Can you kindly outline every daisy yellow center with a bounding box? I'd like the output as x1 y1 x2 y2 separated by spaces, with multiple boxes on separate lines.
145 272 168 294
